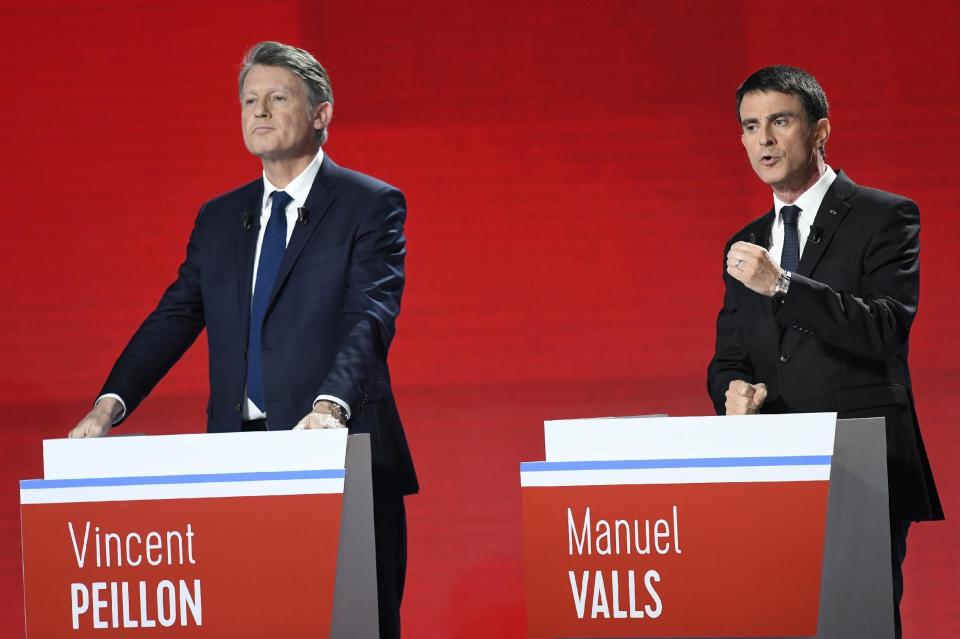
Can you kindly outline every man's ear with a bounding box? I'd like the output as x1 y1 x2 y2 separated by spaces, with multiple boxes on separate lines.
313 102 333 133
814 117 831 153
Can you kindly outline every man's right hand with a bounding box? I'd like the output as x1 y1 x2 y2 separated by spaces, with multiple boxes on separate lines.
68 398 121 438
725 380 768 415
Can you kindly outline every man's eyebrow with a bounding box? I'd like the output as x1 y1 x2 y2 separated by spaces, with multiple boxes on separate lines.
766 111 797 121
740 111 799 127
241 86 287 95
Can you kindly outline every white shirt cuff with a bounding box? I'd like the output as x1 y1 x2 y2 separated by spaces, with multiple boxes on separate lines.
95 394 127 425
314 395 351 420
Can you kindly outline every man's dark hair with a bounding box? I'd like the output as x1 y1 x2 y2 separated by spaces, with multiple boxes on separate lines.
736 65 829 126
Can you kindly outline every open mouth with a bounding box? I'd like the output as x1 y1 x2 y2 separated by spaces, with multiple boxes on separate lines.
760 154 779 166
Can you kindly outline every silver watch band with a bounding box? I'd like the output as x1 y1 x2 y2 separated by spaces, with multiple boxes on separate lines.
774 270 792 300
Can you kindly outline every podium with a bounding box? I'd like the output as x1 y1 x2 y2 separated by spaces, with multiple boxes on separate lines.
520 413 894 639
20 430 379 639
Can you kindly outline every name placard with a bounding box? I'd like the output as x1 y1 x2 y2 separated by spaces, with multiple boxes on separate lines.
21 431 347 638
520 414 835 638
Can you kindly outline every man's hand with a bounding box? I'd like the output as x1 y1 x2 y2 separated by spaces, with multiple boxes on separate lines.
293 400 348 430
725 380 768 415
68 398 121 438
727 241 783 296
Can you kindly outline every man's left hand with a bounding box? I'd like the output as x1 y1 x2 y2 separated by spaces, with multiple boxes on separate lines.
293 400 347 430
726 241 783 297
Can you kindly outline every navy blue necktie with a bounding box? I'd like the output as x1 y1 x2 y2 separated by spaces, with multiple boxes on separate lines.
246 190 293 412
780 205 801 273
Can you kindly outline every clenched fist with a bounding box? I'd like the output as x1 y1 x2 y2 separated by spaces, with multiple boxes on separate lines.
726 241 783 297
725 380 768 415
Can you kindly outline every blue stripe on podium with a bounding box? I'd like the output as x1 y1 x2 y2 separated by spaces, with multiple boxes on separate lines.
20 468 345 490
520 455 832 472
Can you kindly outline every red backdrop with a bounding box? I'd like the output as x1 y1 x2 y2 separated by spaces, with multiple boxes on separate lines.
1 1 957 636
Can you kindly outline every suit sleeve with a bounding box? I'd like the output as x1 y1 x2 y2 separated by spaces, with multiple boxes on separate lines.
315 187 406 412
775 199 919 360
98 208 208 421
707 243 756 414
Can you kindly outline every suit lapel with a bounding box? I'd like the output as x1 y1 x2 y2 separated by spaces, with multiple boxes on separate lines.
748 208 775 250
236 181 265 325
778 171 856 348
265 157 339 312
795 171 854 277
743 211 781 344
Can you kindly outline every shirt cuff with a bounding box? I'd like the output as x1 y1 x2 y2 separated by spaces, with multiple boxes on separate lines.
95 394 127 425
314 395 351 420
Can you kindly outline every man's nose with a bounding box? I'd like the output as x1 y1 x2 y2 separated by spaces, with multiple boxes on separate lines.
254 98 270 117
759 125 774 146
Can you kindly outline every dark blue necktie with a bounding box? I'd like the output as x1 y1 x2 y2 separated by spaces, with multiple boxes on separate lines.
246 190 293 412
780 205 801 272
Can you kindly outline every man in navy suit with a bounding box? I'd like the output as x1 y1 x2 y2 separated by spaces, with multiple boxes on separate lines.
68 41 417 638
708 66 941 638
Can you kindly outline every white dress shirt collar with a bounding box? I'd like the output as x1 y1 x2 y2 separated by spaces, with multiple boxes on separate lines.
768 165 837 263
773 164 837 221
260 146 325 210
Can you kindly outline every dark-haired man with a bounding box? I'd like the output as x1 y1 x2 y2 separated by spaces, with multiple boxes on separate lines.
707 65 942 637
67 41 416 638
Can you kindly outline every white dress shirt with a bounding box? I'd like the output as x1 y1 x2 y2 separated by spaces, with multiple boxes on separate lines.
768 165 837 266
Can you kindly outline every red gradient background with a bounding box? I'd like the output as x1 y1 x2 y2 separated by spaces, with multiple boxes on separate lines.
1 1 957 636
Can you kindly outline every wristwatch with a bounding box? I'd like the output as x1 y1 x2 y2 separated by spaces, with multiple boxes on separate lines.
773 270 792 300
328 402 347 425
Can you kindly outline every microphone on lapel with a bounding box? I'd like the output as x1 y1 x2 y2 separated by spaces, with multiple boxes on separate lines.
809 225 823 244
297 207 310 225
241 211 254 231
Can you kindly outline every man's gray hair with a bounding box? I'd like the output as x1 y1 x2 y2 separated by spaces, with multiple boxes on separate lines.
238 41 334 145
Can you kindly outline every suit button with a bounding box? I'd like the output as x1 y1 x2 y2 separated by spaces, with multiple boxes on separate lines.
779 354 790 363
235 402 242 412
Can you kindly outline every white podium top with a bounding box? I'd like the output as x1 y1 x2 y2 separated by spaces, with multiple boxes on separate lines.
42 429 348 479
22 430 349 504
521 413 837 487
543 413 836 461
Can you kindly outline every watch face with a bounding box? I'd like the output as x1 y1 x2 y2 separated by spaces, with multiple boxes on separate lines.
774 275 788 299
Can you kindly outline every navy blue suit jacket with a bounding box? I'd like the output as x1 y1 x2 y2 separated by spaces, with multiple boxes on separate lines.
101 156 418 497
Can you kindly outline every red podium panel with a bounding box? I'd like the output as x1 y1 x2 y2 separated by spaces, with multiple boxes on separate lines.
522 481 828 637
521 414 837 639
22 492 342 636
21 431 348 638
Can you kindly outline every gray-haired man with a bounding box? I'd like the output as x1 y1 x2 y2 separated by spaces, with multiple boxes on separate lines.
70 41 417 637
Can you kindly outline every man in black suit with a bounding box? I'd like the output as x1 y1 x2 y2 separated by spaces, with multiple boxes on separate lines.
67 41 416 638
707 65 942 637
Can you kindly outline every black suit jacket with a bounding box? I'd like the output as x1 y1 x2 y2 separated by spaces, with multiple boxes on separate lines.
101 156 418 497
708 171 942 521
